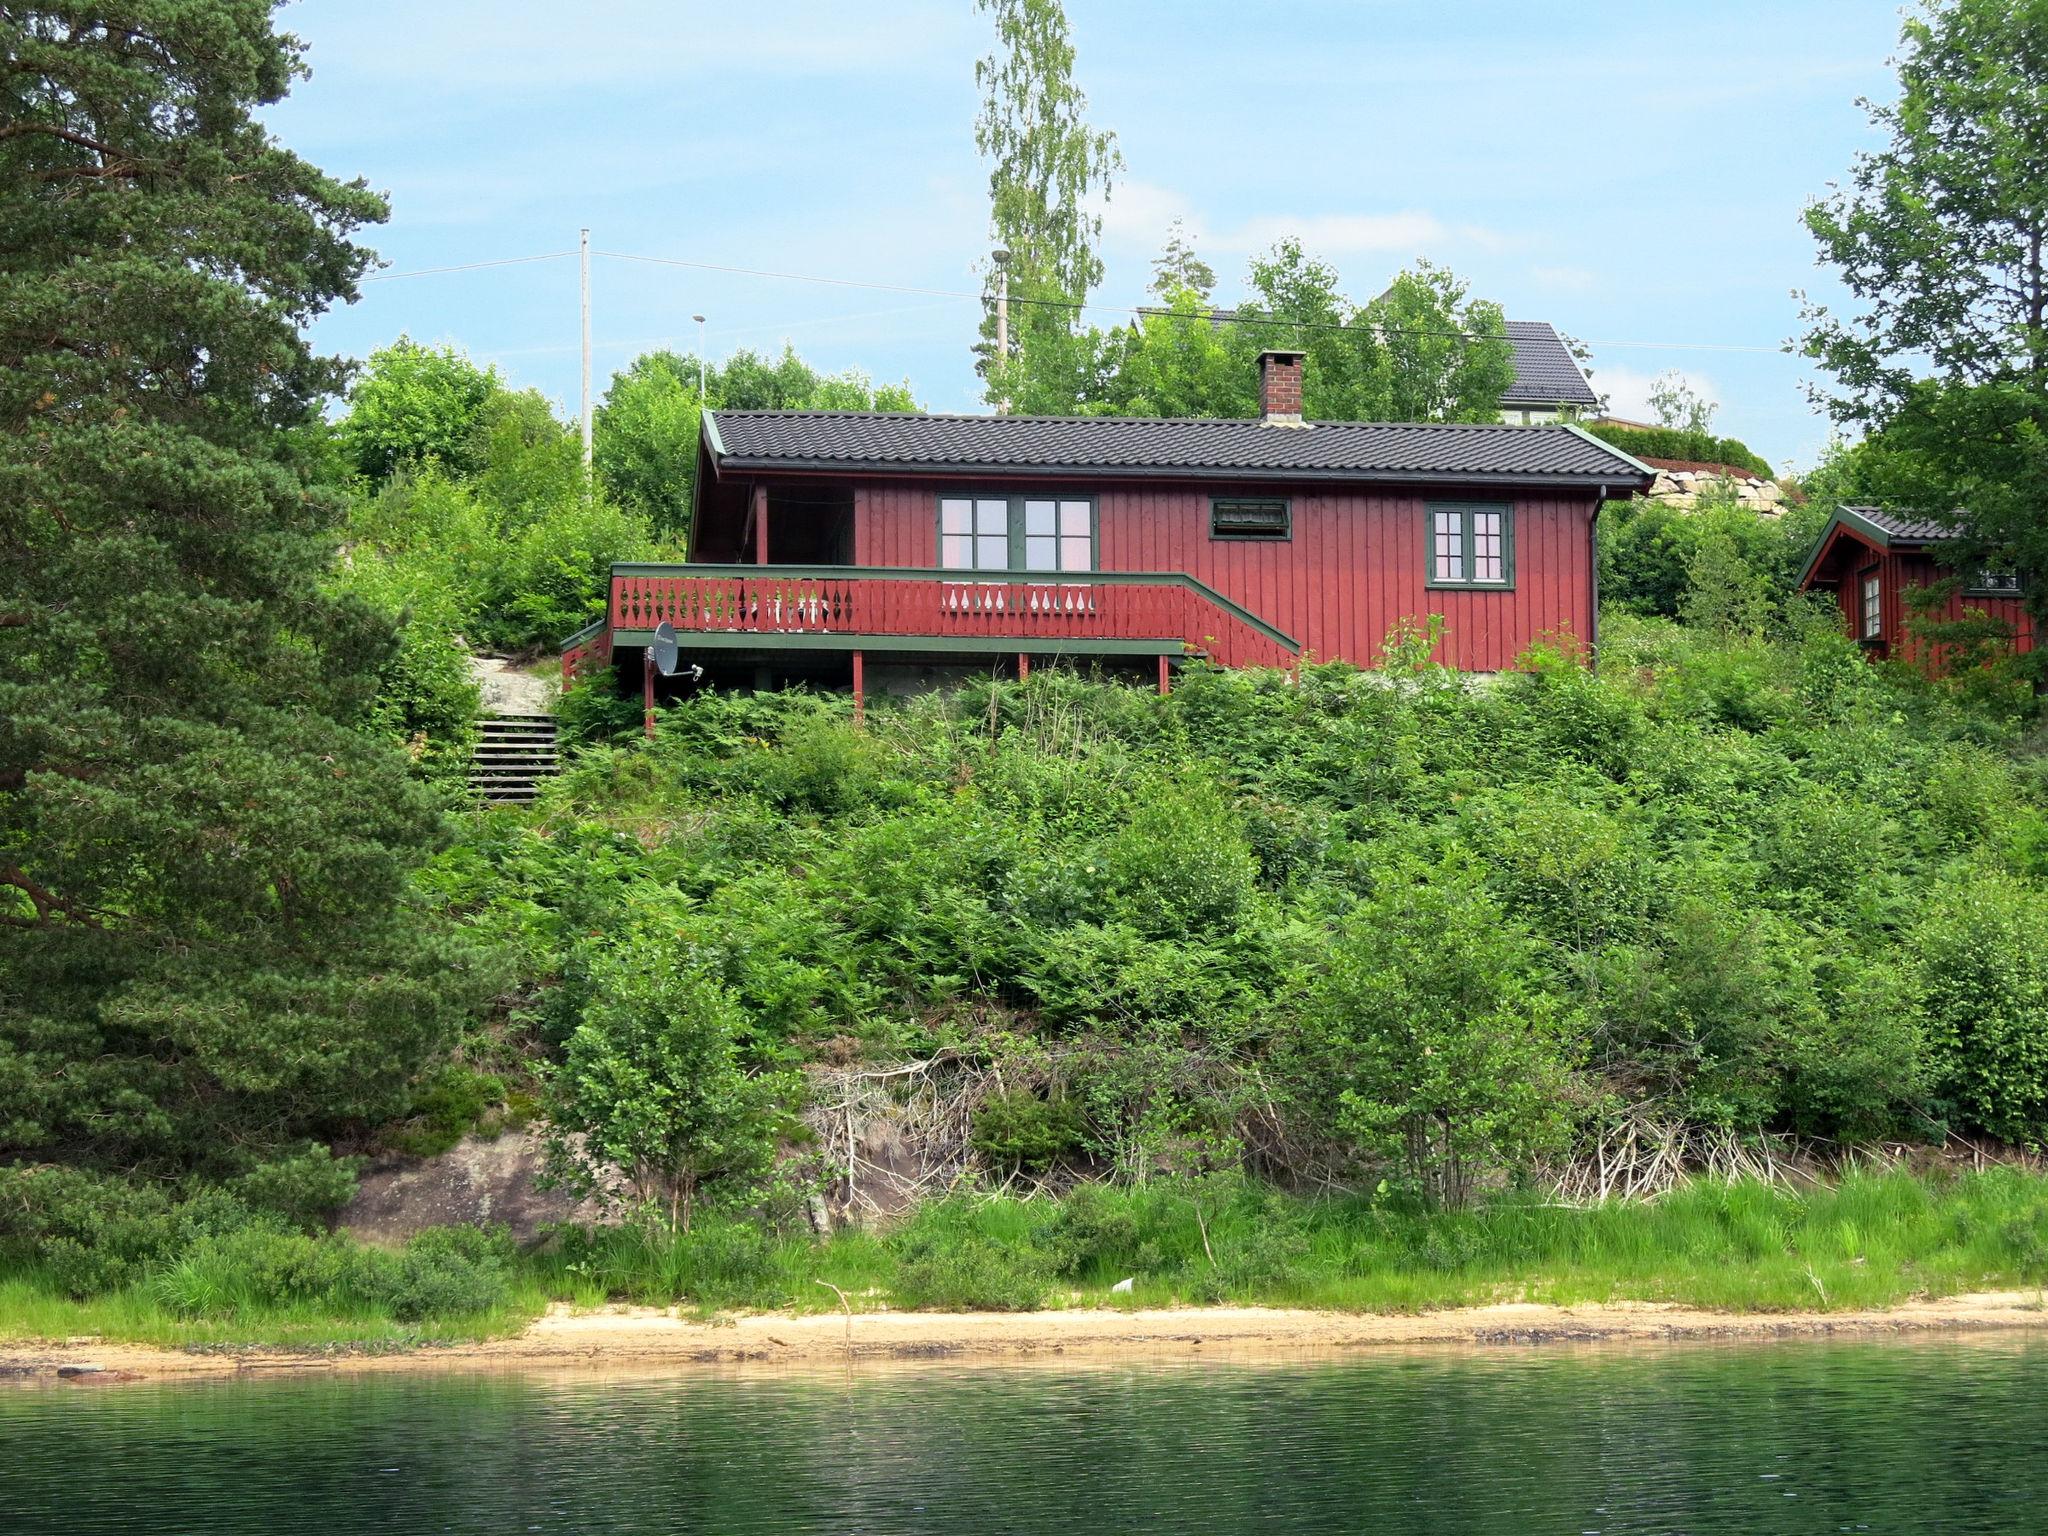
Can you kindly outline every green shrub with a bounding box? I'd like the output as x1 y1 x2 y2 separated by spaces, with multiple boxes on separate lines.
1912 872 2048 1143
971 1090 1089 1173
387 1065 508 1158
556 671 645 749
1290 870 1582 1206
890 1222 1050 1312
367 1225 516 1319
1582 422 1772 477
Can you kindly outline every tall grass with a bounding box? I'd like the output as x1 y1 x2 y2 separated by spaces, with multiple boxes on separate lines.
534 1169 2048 1318
7 1171 2046 1351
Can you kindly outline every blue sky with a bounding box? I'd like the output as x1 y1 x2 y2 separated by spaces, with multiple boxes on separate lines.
270 0 1906 473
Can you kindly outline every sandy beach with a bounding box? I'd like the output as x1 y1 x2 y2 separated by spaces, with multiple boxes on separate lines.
7 1290 2047 1381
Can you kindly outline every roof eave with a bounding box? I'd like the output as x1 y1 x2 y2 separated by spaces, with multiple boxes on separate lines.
708 456 1649 490
1796 508 1928 588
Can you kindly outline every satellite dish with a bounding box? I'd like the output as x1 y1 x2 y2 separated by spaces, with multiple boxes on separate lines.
651 621 679 677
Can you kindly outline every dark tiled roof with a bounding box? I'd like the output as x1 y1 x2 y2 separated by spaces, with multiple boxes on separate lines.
1502 321 1601 408
1842 505 1951 543
1795 505 1961 587
705 410 1649 487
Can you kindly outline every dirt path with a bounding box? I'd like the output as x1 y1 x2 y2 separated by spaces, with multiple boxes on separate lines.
8 1292 2048 1381
467 654 553 716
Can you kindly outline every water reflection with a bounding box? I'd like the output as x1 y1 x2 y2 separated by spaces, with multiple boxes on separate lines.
2 1337 2043 1533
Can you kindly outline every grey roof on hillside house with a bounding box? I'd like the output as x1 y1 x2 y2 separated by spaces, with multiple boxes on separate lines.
704 410 1650 488
1836 505 1951 544
1795 505 1961 587
1502 321 1601 409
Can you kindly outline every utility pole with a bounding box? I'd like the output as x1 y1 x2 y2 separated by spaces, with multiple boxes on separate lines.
992 248 1010 415
579 228 593 474
692 314 706 399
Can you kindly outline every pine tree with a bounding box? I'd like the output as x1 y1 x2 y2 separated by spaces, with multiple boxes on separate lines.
0 4 477 1181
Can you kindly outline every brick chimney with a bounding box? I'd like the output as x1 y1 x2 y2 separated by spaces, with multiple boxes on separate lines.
1258 348 1307 426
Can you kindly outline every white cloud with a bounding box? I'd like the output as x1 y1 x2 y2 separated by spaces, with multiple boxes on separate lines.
1595 363 1722 426
1530 265 1597 293
1099 179 1497 265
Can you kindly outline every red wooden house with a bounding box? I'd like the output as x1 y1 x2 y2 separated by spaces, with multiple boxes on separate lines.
1797 505 2035 664
563 351 1653 715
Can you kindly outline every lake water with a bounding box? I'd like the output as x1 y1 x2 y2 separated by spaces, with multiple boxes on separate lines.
4 1338 2044 1533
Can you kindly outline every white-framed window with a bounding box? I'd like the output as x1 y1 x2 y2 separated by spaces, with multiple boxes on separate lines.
940 496 1010 572
1427 503 1513 587
1023 498 1093 572
939 494 1094 573
1860 571 1883 639
1969 567 2024 596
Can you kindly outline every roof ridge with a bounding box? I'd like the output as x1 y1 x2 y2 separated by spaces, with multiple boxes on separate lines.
709 407 1593 432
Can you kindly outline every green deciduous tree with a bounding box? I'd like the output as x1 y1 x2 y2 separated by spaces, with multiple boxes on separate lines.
1802 0 2048 657
593 345 914 541
998 235 1516 425
547 934 798 1231
973 0 1121 390
338 336 503 482
1293 873 1581 1206
0 3 480 1181
1909 870 2048 1144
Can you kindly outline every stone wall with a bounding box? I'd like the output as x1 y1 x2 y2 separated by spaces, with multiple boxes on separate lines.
1644 466 1786 516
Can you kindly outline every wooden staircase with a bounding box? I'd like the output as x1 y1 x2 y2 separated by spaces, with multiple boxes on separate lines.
469 713 558 805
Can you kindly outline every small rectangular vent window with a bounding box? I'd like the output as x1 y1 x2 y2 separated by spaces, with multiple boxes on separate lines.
1211 497 1291 540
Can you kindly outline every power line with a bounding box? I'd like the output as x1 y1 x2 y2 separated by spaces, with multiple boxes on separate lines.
359 251 577 283
355 245 1793 356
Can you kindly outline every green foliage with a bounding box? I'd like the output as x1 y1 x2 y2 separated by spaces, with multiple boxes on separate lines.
520 1169 2048 1318
890 1204 1052 1311
387 1064 509 1158
1909 871 2048 1144
0 3 479 1196
481 493 650 650
1599 492 1814 622
556 671 645 749
338 338 503 483
593 345 916 539
452 622 2048 1221
970 1089 1088 1172
1291 872 1581 1206
995 241 1516 426
149 1223 514 1323
1802 0 2048 655
546 932 800 1230
973 0 1122 386
1581 422 1773 478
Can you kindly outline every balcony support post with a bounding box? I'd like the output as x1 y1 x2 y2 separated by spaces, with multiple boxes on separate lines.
752 484 769 565
851 649 865 722
1017 652 1029 683
1157 654 1171 696
642 647 657 739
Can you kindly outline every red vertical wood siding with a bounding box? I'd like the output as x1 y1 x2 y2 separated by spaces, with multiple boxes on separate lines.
851 479 1594 671
1821 539 2035 664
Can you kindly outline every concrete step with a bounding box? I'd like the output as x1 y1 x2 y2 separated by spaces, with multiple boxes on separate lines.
469 712 559 805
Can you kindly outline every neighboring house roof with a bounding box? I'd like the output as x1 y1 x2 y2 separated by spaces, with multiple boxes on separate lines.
1502 321 1601 409
1834 505 1951 544
702 410 1651 489
1797 505 1957 587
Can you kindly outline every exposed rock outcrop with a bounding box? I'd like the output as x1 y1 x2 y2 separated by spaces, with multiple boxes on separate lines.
339 1131 607 1247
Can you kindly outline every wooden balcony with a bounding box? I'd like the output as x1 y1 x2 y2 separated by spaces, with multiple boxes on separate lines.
599 564 1300 670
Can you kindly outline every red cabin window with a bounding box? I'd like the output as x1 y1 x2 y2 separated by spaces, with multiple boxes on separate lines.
1860 570 1882 639
938 494 1095 572
941 497 1009 571
1426 503 1514 588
